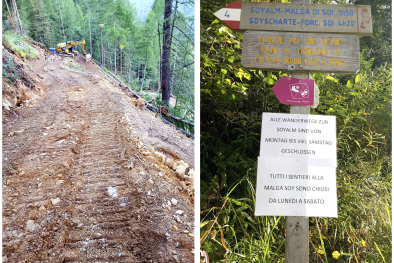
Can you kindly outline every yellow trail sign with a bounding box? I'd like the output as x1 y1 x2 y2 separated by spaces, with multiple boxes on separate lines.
241 31 360 73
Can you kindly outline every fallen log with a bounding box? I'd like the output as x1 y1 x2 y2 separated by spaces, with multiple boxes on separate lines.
160 116 194 139
167 115 194 126
145 106 194 138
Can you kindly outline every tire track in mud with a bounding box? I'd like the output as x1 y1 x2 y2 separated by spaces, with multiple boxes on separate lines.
2 73 63 177
62 82 134 261
3 60 194 262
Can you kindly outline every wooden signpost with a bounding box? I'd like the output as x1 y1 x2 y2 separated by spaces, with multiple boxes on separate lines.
213 0 371 262
214 1 373 36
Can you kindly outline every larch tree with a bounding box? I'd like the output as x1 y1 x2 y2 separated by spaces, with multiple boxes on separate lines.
161 0 176 106
30 0 51 46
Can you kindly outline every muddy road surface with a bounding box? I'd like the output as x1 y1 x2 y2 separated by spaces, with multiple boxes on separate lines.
2 53 195 262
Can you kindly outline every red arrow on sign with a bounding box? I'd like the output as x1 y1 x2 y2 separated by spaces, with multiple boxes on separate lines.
213 1 242 30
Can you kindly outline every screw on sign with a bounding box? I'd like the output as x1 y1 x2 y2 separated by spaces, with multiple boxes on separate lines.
213 1 372 36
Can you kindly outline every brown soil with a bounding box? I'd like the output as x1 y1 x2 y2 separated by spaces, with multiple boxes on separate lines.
2 47 195 262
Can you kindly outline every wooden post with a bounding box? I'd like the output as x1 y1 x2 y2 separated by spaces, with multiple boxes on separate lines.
286 1 311 260
285 72 310 263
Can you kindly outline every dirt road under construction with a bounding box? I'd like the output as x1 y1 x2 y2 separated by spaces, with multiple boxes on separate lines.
2 48 195 262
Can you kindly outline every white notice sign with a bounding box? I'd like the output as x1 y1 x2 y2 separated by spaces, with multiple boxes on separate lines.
255 113 338 217
255 157 337 217
260 113 336 166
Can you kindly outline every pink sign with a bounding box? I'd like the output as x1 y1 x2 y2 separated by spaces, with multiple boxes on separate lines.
272 77 314 106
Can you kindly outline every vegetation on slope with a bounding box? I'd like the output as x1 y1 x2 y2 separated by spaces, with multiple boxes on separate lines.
3 31 39 59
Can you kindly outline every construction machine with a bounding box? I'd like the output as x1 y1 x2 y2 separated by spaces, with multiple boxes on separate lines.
52 39 91 62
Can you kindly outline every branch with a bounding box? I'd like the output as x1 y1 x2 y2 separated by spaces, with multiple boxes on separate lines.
172 37 194 57
175 16 195 33
169 0 179 49
200 198 229 245
174 25 194 44
175 61 194 71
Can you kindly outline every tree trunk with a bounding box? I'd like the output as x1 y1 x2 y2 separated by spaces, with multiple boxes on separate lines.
157 23 162 93
57 0 66 42
174 70 184 110
106 33 109 49
4 0 11 17
140 31 151 92
11 0 24 34
98 5 102 63
161 0 176 106
171 35 178 89
88 13 92 54
128 38 132 82
137 59 140 81
173 36 190 98
118 36 122 81
114 41 116 75
156 61 160 93
100 27 103 65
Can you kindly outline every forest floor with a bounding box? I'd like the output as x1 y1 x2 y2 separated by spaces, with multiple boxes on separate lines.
2 44 195 262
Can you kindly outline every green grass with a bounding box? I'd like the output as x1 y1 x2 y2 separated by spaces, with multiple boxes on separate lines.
200 54 391 263
3 31 39 59
63 58 84 71
201 169 391 262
